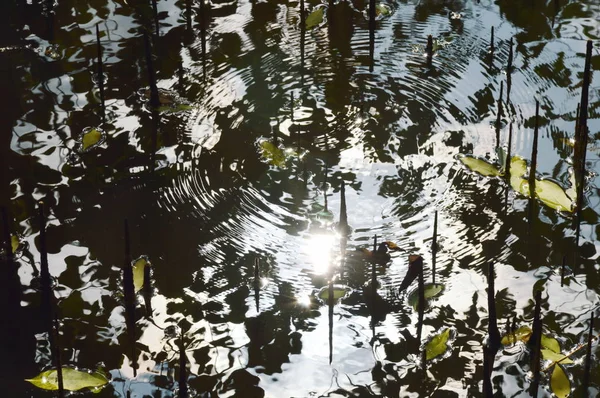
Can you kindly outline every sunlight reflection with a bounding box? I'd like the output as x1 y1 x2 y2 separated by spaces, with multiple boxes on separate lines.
296 294 312 308
305 233 337 274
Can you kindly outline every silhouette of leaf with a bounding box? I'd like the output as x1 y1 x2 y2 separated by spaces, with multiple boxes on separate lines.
407 283 444 310
26 368 108 392
550 365 570 398
425 328 451 360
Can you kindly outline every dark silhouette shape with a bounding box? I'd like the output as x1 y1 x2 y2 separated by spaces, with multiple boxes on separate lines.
95 24 105 123
123 220 138 377
528 290 543 398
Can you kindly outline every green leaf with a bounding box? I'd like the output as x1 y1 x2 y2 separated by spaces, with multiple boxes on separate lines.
375 4 392 16
541 334 561 353
496 146 508 172
11 235 19 254
306 7 324 30
501 325 532 345
407 283 445 310
541 349 574 365
26 368 109 391
535 179 574 212
158 103 193 114
510 156 527 177
550 365 571 398
81 128 104 151
425 328 451 360
132 257 149 293
460 156 503 177
260 141 286 168
318 285 349 303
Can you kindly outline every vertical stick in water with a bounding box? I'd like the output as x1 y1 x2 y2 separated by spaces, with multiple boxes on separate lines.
143 31 159 109
143 263 153 317
371 235 377 301
199 0 207 81
300 0 306 89
123 220 137 376
178 59 185 94
426 35 433 65
185 0 191 31
506 38 513 74
52 316 64 397
529 100 540 200
528 290 542 398
560 255 566 287
369 0 375 72
96 24 105 123
1 206 12 258
574 102 580 138
487 263 500 350
339 180 348 233
38 203 64 396
431 211 437 284
504 123 513 213
495 81 504 146
489 26 494 54
416 257 424 344
151 0 159 36
38 202 53 327
179 334 189 398
328 280 333 364
581 312 594 395
575 41 593 214
253 258 259 312
323 163 328 212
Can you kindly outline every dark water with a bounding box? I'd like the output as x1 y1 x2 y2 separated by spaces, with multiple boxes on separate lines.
0 0 599 396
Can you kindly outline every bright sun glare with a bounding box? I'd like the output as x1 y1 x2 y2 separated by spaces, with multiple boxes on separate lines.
306 234 337 274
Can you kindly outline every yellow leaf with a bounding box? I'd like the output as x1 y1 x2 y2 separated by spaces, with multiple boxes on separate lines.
306 7 324 29
26 368 108 391
260 141 287 168
541 349 573 365
11 235 19 253
501 325 532 345
510 156 527 177
425 328 451 360
550 365 571 398
132 257 149 293
81 128 104 151
460 156 503 177
535 179 574 212
541 335 561 353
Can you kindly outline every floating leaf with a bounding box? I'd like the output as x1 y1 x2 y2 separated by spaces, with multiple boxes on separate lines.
541 334 561 354
496 146 508 172
509 156 529 196
317 285 349 303
510 156 527 177
501 325 532 345
375 4 392 17
26 368 108 391
425 328 451 360
535 179 574 212
306 7 325 29
132 257 150 293
460 156 503 177
407 283 445 310
550 365 570 398
81 128 104 151
541 349 573 365
11 234 19 254
158 103 193 114
260 141 286 168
